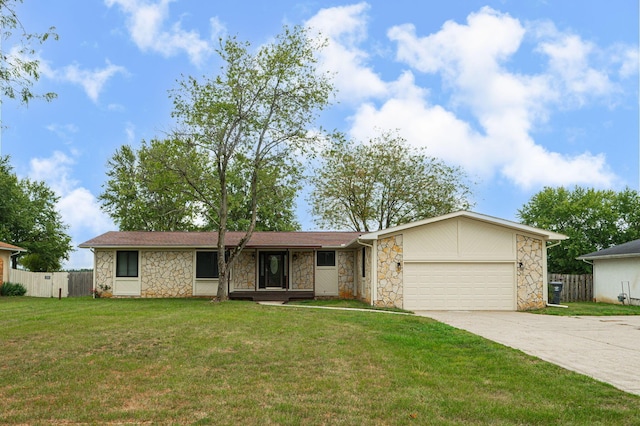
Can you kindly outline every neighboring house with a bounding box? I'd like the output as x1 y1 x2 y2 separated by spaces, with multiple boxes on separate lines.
0 241 26 285
578 239 640 305
79 211 567 311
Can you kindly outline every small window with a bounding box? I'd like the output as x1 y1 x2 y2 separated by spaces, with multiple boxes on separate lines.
317 251 336 267
116 251 138 277
196 251 219 278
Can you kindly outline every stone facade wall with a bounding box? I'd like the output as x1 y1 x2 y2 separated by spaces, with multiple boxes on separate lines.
233 250 256 290
517 235 545 310
140 250 193 297
291 251 313 290
338 251 355 298
95 250 114 296
376 235 403 308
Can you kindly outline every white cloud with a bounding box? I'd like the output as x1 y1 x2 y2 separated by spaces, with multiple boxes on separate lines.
615 45 639 78
305 2 388 102
125 122 136 144
105 0 214 66
38 57 127 103
46 123 79 143
28 151 114 269
343 5 625 189
58 61 128 103
535 31 616 106
28 151 77 194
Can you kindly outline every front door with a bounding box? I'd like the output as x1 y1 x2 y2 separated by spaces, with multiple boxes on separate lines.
259 251 287 289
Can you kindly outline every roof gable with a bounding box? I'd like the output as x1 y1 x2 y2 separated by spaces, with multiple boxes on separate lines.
358 211 568 242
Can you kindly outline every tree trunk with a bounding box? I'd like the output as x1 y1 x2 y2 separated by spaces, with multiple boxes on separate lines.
216 157 229 301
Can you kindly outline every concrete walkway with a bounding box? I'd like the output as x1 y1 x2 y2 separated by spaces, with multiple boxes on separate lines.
415 311 640 396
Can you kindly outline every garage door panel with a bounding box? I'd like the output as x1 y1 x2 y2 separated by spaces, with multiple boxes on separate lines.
404 263 514 311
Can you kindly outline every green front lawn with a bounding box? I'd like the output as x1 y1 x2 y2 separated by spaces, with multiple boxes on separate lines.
1 297 638 425
288 297 410 312
534 302 640 316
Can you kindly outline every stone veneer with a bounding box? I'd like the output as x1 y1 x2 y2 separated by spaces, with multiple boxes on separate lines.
375 235 403 308
291 251 313 290
232 250 256 290
516 234 545 310
338 251 355 298
95 250 114 297
141 250 193 297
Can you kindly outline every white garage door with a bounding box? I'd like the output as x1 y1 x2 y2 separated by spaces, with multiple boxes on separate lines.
404 263 515 311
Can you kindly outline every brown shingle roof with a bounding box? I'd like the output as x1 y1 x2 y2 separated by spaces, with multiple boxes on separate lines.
79 231 364 249
0 241 26 252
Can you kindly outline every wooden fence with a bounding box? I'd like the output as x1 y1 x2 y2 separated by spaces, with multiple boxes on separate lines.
68 271 93 297
8 270 93 298
548 273 593 302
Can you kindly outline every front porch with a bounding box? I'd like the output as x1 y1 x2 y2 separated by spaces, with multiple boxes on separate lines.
229 290 314 302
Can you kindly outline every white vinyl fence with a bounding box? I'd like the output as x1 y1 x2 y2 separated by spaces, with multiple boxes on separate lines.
9 269 69 298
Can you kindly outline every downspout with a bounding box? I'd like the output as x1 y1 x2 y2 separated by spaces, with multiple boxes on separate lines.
356 240 375 306
90 248 96 298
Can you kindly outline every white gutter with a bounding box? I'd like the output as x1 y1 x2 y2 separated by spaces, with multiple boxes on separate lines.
91 248 96 298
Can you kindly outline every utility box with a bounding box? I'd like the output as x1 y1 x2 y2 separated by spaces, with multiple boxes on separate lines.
550 281 563 305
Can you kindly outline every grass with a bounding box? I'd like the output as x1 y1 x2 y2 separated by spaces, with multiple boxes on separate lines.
288 297 410 312
0 297 639 425
533 302 640 316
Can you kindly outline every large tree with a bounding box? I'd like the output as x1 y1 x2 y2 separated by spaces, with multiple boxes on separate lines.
169 25 332 299
518 186 640 274
99 138 300 232
0 156 72 271
99 140 207 232
0 0 57 107
310 131 473 232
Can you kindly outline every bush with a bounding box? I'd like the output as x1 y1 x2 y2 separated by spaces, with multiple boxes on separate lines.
0 282 27 296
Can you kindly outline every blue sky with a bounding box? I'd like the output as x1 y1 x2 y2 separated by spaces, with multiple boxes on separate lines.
3 0 638 269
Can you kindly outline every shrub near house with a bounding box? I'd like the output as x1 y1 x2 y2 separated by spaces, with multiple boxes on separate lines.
0 282 27 296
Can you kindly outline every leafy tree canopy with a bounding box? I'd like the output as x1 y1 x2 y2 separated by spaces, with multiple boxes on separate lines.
517 186 640 274
310 130 474 232
99 138 300 232
0 156 72 271
0 0 57 107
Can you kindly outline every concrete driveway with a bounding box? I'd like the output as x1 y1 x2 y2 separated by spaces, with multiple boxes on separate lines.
415 311 640 396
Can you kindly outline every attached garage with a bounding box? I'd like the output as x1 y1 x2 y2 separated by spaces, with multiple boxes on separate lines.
404 262 515 311
358 211 567 311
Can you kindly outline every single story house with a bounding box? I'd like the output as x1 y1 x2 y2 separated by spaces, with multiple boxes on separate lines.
0 241 26 285
578 239 640 305
79 211 567 311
